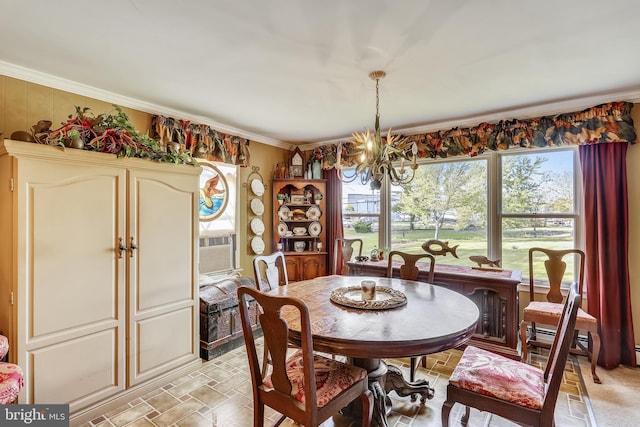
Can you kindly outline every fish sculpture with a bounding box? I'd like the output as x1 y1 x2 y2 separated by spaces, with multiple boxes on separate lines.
469 255 501 268
421 239 459 258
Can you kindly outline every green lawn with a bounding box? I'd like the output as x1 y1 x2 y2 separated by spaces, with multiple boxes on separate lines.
344 225 576 280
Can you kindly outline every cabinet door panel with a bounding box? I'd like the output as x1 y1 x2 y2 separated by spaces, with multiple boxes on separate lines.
31 320 123 410
127 168 199 386
301 256 325 280
28 173 124 338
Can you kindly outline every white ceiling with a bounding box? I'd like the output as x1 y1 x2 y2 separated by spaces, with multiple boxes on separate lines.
2 0 640 147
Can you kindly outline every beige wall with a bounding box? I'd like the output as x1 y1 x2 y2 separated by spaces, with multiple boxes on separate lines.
237 143 289 276
2 73 638 347
0 76 150 138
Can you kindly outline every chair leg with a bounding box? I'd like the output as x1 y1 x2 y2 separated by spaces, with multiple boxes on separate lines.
519 320 529 362
441 399 453 427
590 331 602 384
360 389 373 427
461 405 470 426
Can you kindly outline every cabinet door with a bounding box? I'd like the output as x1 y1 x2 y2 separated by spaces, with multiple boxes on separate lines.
16 158 126 408
285 257 301 282
300 255 326 280
127 167 199 385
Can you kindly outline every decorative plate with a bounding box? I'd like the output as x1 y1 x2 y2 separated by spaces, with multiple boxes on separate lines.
306 206 321 220
277 222 288 236
308 221 322 236
250 218 265 236
250 198 264 216
330 286 407 310
278 205 290 221
250 178 265 196
251 236 265 254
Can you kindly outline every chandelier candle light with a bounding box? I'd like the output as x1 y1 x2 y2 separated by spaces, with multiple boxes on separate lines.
336 71 418 188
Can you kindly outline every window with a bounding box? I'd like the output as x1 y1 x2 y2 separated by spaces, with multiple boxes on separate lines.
341 171 381 255
341 147 582 282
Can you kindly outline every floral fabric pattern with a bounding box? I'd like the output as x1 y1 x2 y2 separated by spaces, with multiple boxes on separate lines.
0 362 24 404
263 350 367 407
524 301 597 325
449 345 544 409
309 101 637 168
0 335 7 360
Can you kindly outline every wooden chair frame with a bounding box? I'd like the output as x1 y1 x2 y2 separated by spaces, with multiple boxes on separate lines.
253 251 289 291
442 283 582 427
333 238 363 275
520 247 601 383
386 250 436 382
238 286 373 427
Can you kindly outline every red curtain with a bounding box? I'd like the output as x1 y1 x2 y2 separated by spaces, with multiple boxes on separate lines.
323 169 344 275
579 142 637 368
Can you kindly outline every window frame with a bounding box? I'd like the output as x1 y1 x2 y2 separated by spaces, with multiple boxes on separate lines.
341 146 583 280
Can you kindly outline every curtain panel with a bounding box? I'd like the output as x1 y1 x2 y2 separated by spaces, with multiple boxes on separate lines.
151 115 251 167
307 101 637 167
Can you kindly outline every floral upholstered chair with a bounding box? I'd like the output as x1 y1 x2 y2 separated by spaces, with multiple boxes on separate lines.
0 334 24 404
237 286 372 427
441 283 581 427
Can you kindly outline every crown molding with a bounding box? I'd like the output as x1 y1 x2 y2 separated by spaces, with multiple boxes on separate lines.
0 60 292 150
3 60 638 153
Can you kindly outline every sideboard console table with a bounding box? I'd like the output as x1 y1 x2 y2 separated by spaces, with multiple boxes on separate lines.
348 260 522 359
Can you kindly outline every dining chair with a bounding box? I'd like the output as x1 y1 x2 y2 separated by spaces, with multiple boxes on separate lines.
386 250 436 382
0 334 24 404
253 251 289 291
333 238 363 275
253 251 291 378
237 286 373 427
519 247 601 383
442 282 581 427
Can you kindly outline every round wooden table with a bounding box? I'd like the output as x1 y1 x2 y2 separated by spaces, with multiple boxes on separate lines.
266 275 479 427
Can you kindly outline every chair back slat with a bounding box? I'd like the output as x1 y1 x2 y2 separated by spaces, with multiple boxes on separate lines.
253 251 289 290
528 247 585 303
334 238 363 275
542 283 581 412
387 251 435 282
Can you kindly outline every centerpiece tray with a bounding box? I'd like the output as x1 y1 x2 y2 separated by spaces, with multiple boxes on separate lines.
330 286 407 310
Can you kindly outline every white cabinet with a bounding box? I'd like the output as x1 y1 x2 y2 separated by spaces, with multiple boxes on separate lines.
0 140 200 413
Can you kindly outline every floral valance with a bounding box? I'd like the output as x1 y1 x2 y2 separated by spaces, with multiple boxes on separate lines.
151 115 250 167
308 101 637 169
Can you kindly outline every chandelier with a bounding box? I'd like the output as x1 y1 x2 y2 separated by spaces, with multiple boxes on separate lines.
336 71 418 189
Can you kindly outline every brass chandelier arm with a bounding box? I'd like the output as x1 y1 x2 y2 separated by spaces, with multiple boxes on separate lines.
335 70 418 188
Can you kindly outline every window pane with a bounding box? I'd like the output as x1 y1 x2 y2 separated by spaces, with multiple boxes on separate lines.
502 217 576 281
501 151 574 214
342 171 380 254
390 160 488 266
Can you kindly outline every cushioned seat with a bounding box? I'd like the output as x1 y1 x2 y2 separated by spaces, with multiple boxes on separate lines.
0 363 24 404
0 335 24 404
0 335 8 359
449 345 544 409
263 349 367 407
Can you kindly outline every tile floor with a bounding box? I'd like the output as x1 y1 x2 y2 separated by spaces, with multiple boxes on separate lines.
78 339 593 427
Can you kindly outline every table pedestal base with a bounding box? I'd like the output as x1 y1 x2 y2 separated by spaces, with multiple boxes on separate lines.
344 358 434 427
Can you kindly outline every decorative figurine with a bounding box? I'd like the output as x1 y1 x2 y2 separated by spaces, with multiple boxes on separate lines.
421 239 459 258
469 255 501 268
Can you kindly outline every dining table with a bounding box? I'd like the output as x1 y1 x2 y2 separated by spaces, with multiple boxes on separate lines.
264 274 479 427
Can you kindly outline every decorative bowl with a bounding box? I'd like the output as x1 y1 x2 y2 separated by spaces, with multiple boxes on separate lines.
292 227 307 235
355 255 369 262
294 241 306 252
